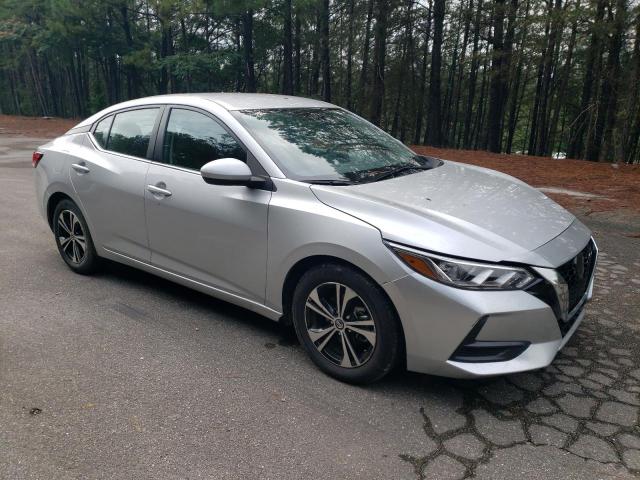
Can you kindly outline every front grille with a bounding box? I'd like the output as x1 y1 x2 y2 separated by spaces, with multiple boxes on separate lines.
557 239 597 312
526 238 597 337
559 304 581 336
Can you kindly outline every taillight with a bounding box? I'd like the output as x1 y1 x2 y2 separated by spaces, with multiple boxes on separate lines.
32 151 44 168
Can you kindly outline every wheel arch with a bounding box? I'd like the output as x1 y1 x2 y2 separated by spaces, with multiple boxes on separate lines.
281 255 344 324
280 254 407 369
44 186 96 243
46 191 74 230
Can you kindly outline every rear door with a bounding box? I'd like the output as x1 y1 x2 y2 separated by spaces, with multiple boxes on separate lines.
71 107 162 261
144 106 271 303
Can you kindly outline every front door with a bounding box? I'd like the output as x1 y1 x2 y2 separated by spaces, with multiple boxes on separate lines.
144 107 271 303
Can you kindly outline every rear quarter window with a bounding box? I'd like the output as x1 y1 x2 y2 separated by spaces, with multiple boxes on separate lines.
92 115 113 148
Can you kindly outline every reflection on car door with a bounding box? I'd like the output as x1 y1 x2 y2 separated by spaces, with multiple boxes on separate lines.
71 107 161 261
144 107 271 303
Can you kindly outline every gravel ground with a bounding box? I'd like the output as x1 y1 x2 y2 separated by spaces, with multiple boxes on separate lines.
1 135 639 479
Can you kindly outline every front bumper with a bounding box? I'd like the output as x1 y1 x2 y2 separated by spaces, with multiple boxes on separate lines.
383 241 596 379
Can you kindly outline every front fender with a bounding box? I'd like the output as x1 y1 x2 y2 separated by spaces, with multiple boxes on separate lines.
265 179 407 313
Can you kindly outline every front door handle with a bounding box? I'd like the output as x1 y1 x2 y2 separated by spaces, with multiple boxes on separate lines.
146 183 172 197
71 163 90 174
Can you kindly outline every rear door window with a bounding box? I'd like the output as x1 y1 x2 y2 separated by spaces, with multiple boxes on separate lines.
107 108 159 158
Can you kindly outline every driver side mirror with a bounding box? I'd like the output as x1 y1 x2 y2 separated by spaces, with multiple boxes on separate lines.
200 158 269 188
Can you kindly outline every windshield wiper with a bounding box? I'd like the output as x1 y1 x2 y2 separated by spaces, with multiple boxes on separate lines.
369 165 430 183
306 179 355 186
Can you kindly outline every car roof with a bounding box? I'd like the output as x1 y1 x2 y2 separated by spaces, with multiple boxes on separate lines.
72 93 335 130
197 93 333 110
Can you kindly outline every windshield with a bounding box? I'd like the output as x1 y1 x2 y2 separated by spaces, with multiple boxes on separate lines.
231 108 436 183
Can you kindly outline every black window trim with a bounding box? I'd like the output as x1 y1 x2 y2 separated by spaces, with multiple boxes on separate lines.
89 105 166 162
87 103 271 188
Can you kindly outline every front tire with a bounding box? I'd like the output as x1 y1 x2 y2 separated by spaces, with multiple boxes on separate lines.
291 263 402 384
53 199 99 274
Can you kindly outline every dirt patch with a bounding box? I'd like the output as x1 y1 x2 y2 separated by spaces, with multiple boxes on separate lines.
0 115 77 137
412 146 640 216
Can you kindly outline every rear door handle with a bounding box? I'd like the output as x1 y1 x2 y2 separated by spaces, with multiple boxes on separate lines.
71 163 90 174
146 184 172 197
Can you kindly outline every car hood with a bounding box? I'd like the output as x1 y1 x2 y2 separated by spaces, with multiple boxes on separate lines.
310 161 581 267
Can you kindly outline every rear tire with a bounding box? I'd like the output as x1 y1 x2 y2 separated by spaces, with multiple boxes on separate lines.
53 199 99 274
291 263 402 384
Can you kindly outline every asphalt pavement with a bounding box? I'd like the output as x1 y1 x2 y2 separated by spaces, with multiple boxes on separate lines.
1 135 639 479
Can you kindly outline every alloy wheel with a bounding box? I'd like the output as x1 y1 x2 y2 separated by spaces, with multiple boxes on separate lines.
57 209 86 264
304 282 377 368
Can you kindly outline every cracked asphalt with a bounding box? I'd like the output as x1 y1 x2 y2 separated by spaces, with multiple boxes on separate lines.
1 135 639 479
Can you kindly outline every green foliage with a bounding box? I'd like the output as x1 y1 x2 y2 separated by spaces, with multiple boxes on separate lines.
0 0 638 162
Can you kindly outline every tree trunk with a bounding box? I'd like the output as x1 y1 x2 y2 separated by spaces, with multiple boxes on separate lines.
294 7 302 94
505 0 531 153
507 66 531 153
29 49 48 116
400 0 416 142
473 52 489 150
567 0 606 159
547 0 579 156
234 17 243 91
310 7 321 96
623 8 640 163
282 0 293 95
391 3 411 138
120 4 139 100
319 0 331 102
370 0 390 126
473 52 490 149
534 0 563 156
8 53 22 114
243 9 257 93
499 0 518 148
442 1 464 146
487 0 507 152
358 0 375 114
450 0 473 147
527 9 552 156
413 2 432 145
462 0 483 148
600 0 627 161
158 15 171 95
345 0 355 109
65 55 81 117
426 0 445 146
585 0 624 161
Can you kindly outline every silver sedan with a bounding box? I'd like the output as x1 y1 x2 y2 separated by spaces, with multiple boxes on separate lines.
33 93 597 383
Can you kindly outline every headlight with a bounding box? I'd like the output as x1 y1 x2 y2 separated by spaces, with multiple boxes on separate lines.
388 243 536 290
